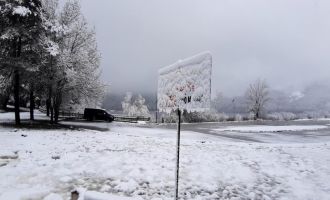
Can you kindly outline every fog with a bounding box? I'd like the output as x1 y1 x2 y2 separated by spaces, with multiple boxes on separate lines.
78 0 330 97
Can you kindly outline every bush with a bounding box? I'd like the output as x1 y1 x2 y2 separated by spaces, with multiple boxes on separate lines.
182 110 228 123
234 114 243 121
161 110 328 123
162 111 177 123
266 112 297 121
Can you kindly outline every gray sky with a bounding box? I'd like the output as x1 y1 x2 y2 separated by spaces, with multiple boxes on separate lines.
78 0 330 96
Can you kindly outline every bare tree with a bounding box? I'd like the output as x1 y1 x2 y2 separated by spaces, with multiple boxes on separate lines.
246 79 270 120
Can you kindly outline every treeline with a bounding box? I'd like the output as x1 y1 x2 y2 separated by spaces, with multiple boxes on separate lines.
103 81 330 121
0 0 104 124
214 82 330 116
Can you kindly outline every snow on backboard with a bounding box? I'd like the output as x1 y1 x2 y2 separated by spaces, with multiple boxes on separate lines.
157 51 212 113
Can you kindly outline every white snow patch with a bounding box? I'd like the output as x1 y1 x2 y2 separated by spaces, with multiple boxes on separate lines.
43 193 63 200
0 110 47 124
0 187 50 200
12 6 31 16
46 40 60 56
81 190 143 200
214 125 327 133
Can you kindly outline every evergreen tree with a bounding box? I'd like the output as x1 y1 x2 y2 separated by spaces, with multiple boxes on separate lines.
0 0 44 124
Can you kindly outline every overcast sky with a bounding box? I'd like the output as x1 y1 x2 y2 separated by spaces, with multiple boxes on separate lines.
77 0 330 96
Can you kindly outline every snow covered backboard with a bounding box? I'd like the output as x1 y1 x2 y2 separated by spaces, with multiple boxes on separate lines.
157 52 212 113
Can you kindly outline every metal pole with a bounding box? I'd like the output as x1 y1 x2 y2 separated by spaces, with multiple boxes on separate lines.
156 92 158 123
175 109 181 200
156 110 158 124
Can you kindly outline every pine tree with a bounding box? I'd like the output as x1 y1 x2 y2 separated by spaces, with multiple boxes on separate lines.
0 0 44 124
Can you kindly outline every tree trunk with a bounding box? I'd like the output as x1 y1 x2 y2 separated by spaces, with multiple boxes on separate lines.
54 105 59 123
47 54 53 118
46 98 50 116
48 83 53 122
14 69 20 125
47 86 51 117
54 91 62 124
49 88 54 124
54 95 58 123
29 84 34 120
12 36 22 125
50 100 54 124
50 107 54 123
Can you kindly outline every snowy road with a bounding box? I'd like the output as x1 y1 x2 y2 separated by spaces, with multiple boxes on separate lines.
59 117 330 144
1 114 330 199
154 120 330 144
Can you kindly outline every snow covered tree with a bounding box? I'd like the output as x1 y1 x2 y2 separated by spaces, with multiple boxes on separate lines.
122 93 150 117
245 79 270 120
211 92 223 112
132 94 150 117
0 0 44 124
39 0 103 123
0 71 13 110
38 0 64 122
0 0 104 124
122 92 133 114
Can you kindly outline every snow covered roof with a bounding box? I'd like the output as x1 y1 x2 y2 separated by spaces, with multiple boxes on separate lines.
158 51 212 75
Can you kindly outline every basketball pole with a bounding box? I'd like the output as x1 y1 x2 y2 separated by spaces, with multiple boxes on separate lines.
175 108 181 200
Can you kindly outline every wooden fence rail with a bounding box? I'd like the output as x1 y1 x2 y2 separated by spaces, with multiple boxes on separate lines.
39 108 150 123
113 116 150 123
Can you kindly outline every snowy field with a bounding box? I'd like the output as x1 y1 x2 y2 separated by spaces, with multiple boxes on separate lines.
213 125 327 133
1 113 330 199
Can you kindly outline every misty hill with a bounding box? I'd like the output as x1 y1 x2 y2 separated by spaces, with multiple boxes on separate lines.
102 92 157 111
102 83 330 117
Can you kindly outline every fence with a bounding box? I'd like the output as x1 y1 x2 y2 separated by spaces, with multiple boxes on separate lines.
39 107 150 123
113 116 151 123
39 107 83 119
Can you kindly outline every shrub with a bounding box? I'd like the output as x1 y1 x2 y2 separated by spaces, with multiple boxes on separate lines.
267 112 297 121
182 110 228 123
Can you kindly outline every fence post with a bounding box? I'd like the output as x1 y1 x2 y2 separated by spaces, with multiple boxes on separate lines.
175 109 181 200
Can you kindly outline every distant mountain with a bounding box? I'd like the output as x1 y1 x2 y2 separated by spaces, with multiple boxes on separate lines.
289 91 304 102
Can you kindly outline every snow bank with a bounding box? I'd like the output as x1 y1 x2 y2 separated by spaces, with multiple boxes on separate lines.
214 125 328 133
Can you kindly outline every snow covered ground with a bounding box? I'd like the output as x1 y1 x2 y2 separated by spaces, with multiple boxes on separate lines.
213 125 328 133
0 110 53 123
1 114 330 199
